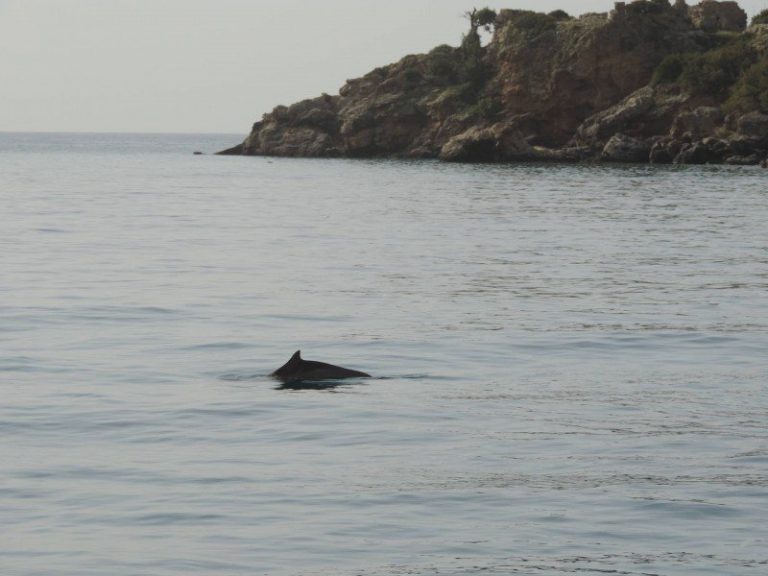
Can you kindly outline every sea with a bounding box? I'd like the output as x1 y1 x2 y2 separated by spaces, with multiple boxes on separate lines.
1 132 766 576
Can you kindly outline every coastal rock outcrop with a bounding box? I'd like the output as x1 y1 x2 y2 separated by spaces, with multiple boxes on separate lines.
737 111 768 142
439 123 536 162
220 1 768 165
602 134 653 162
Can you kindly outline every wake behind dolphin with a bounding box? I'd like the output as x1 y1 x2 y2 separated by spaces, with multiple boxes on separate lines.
271 350 371 384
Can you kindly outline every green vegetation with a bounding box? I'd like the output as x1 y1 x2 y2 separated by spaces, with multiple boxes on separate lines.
402 68 423 84
460 6 497 87
465 7 498 34
751 9 768 26
504 11 558 40
724 59 768 114
426 45 460 81
463 96 502 121
651 54 685 85
424 33 490 90
651 35 756 96
651 31 768 115
679 37 755 95
459 29 492 89
547 9 571 21
423 7 506 121
495 10 561 50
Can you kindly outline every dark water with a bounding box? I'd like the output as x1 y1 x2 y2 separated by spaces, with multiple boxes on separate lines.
1 133 766 576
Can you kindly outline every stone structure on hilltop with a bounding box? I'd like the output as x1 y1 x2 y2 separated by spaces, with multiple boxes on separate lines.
613 0 746 31
687 0 747 31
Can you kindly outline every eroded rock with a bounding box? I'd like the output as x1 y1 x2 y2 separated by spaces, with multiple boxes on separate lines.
602 133 651 162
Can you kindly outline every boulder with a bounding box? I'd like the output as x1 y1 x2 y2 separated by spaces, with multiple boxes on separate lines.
670 106 722 140
534 146 592 162
496 124 537 160
737 112 768 142
674 142 708 164
602 133 651 162
439 122 538 162
575 86 655 145
724 153 762 165
439 126 499 162
649 137 682 164
729 135 760 155
673 138 729 164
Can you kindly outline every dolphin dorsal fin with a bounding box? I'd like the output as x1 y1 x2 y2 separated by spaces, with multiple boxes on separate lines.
285 350 302 367
271 350 303 377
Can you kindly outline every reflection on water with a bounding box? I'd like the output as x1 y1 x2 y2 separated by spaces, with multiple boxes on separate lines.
275 380 363 392
0 133 767 576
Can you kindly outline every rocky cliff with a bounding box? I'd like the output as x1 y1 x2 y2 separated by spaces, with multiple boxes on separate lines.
219 0 768 165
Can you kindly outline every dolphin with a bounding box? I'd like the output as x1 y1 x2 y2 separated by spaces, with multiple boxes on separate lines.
271 350 370 383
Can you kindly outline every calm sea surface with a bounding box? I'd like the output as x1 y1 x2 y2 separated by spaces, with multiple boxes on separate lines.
1 132 767 576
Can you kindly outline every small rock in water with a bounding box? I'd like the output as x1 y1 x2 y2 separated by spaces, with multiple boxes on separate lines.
193 151 204 155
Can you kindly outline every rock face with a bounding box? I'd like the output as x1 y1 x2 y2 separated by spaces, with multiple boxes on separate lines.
737 111 768 142
602 134 652 162
221 0 768 165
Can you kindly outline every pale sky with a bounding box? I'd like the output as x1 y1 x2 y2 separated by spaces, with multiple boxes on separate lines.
1 0 766 134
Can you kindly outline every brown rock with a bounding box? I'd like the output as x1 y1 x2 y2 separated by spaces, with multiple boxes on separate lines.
737 111 768 141
674 138 729 164
489 2 699 147
439 126 499 162
671 106 723 139
602 133 651 162
724 153 761 165
576 86 656 144
439 122 537 162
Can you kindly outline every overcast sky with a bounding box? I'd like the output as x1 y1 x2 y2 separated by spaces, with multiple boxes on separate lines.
1 0 766 134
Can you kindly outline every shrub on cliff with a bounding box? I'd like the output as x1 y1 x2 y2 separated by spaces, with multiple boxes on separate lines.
751 9 768 26
652 54 685 85
427 45 461 82
512 12 557 38
652 36 756 95
724 60 768 114
425 38 491 90
497 10 558 47
427 9 499 90
547 9 571 21
680 38 755 95
463 96 502 121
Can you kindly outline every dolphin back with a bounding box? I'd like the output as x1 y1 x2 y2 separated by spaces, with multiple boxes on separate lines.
271 350 371 382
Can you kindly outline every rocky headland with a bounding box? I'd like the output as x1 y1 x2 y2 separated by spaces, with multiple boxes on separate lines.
219 0 768 165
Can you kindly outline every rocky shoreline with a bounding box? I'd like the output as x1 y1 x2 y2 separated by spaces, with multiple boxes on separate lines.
219 0 768 165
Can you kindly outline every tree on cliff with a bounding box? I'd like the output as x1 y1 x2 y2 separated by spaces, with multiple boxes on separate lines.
465 7 498 34
461 7 497 56
459 7 497 89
